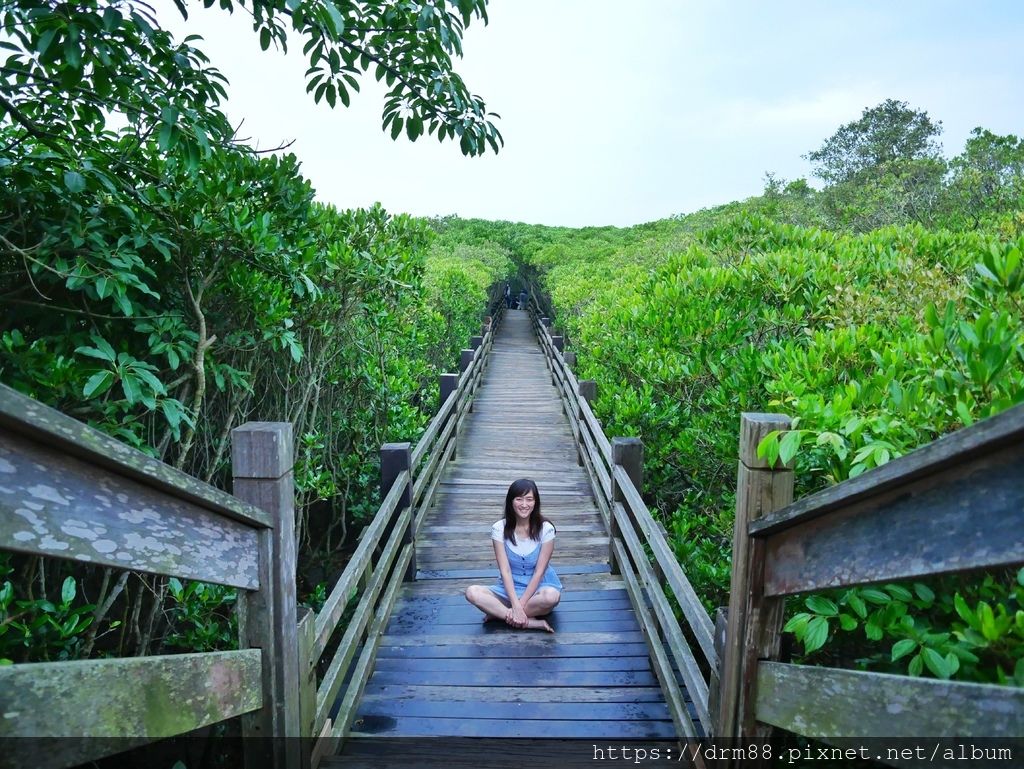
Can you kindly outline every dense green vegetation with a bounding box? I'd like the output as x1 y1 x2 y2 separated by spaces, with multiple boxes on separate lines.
0 0 510 663
437 102 1024 686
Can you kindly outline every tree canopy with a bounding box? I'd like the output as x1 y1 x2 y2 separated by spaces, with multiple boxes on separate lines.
0 0 502 170
806 98 943 185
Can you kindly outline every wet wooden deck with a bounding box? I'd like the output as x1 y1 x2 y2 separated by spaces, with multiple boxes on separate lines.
329 310 682 763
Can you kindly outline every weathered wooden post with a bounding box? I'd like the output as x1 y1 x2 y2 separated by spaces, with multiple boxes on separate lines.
577 380 596 467
296 605 317 769
460 349 474 413
440 373 458 460
551 334 564 353
381 442 414 582
564 351 577 368
716 413 793 763
470 334 482 351
609 437 643 574
233 421 301 769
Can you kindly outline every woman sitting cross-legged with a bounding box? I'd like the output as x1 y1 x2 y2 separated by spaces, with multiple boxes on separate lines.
465 478 562 632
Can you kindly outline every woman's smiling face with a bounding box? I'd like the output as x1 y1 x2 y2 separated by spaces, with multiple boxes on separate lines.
513 491 535 520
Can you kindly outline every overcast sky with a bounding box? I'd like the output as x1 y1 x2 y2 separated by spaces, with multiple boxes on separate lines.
165 1 1024 227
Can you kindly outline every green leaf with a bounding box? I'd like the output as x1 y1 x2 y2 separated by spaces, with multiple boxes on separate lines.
83 370 114 398
804 616 829 653
908 653 923 677
921 647 951 679
1014 658 1024 687
60 576 76 605
846 592 867 619
783 612 811 637
891 638 916 661
63 170 86 192
913 583 935 603
778 429 802 465
805 595 838 616
885 584 912 602
865 620 883 641
861 588 891 605
838 613 857 631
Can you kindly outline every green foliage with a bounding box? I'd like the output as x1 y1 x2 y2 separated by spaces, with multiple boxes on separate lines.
0 556 97 663
164 578 237 652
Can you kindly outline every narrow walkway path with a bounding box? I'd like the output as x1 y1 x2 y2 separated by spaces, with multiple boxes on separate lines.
330 310 676 763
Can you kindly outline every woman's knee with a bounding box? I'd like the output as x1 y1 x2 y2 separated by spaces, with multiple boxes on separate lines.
538 587 560 607
465 585 487 606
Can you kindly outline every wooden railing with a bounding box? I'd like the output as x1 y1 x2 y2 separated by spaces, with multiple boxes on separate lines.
0 300 503 769
0 387 298 769
527 302 717 742
717 407 1024 765
528 294 1023 762
302 302 503 765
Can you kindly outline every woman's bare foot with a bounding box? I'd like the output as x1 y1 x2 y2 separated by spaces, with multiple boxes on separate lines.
482 614 500 623
526 618 554 633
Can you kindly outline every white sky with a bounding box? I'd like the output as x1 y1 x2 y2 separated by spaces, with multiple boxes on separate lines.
165 0 1024 227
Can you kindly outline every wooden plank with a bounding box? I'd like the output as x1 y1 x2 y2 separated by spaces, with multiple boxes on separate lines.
0 650 261 767
393 589 629 607
613 539 698 741
614 502 710 731
372 656 653 673
750 401 1024 537
330 738 678 769
415 563 610 580
360 684 667 703
377 642 651 659
379 631 646 646
756 661 1024 739
717 413 792 763
349 715 675 739
384 617 641 636
315 506 412 732
0 383 269 528
0 431 259 588
762 440 1024 596
314 470 409 659
328 545 414 752
393 598 633 621
410 390 457 469
357 699 670 720
232 421 301 769
615 465 716 668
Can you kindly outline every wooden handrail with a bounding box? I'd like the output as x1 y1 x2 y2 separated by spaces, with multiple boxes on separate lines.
0 388 296 768
302 299 503 763
717 406 1024 764
526 301 718 739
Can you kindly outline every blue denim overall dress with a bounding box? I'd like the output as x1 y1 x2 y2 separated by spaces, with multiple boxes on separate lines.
490 537 562 600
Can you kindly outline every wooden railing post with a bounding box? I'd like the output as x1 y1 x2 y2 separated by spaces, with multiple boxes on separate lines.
564 351 576 368
716 413 793 762
233 421 301 769
296 606 316 769
610 437 643 575
440 373 458 459
551 334 564 353
381 442 414 581
460 349 474 412
576 380 596 467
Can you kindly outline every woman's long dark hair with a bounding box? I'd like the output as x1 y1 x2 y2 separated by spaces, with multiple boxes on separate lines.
503 478 553 544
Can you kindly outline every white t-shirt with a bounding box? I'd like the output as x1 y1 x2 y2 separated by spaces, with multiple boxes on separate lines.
491 520 555 556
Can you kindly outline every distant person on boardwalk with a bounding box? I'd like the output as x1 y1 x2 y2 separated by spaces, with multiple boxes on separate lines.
504 282 513 308
465 478 562 632
518 289 528 310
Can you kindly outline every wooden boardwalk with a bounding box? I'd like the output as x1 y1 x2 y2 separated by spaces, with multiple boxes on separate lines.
330 310 678 761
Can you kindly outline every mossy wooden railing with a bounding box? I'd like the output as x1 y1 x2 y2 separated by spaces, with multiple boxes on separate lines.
716 407 1024 766
0 386 298 769
0 302 502 769
302 302 502 766
527 301 717 742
